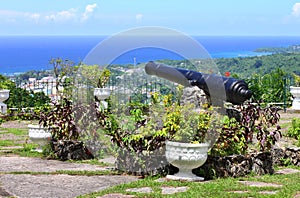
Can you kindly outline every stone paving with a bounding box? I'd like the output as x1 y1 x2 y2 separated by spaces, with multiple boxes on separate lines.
0 156 138 198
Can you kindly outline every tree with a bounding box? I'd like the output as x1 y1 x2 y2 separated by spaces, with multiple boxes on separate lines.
0 74 50 109
246 68 291 103
50 58 78 99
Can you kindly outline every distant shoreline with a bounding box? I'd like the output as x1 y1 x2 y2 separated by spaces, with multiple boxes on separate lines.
1 35 300 75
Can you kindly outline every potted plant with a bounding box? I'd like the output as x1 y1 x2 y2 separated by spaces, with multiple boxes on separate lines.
290 73 300 110
94 68 111 100
0 82 10 114
78 64 111 101
0 89 10 114
93 68 111 110
28 124 51 152
26 104 51 152
161 94 218 181
95 88 219 179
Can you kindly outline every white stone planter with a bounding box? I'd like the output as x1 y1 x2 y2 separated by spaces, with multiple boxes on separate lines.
94 87 110 109
28 124 51 152
0 89 10 114
165 141 209 181
290 86 300 110
94 87 110 100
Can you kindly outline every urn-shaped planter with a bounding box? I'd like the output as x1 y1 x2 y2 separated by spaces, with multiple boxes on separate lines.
165 141 209 181
94 87 110 100
290 86 300 110
94 87 110 109
0 89 10 114
28 124 52 152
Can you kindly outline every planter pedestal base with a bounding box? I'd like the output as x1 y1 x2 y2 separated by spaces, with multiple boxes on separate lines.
167 169 204 181
0 103 7 114
290 86 300 110
292 98 300 110
31 148 44 153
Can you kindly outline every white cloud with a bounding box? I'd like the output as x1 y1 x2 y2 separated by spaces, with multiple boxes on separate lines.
45 8 77 22
292 3 300 17
0 10 40 23
81 3 97 22
135 13 143 22
0 4 98 25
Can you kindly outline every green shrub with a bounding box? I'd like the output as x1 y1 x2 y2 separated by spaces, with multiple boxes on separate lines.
287 118 300 145
210 116 247 156
0 117 4 125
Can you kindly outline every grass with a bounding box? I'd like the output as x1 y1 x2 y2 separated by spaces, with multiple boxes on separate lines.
80 168 300 198
2 128 28 136
0 127 28 148
0 139 16 147
12 144 44 157
0 169 120 176
71 158 111 166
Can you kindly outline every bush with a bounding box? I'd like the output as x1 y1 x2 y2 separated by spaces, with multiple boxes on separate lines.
210 116 247 156
210 101 282 156
287 118 300 146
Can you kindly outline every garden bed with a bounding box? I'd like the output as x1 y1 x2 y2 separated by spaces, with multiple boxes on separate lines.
196 146 299 179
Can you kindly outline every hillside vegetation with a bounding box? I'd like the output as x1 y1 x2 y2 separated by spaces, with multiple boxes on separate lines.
215 53 300 78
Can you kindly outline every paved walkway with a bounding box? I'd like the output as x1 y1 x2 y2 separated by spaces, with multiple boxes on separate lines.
0 156 138 198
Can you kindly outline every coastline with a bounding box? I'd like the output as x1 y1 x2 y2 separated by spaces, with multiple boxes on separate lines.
1 35 300 75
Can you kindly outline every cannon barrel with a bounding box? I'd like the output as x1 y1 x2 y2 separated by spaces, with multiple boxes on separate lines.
145 61 252 105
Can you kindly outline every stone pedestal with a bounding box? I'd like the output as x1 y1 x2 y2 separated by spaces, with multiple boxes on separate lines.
0 103 7 114
0 89 10 114
290 86 300 110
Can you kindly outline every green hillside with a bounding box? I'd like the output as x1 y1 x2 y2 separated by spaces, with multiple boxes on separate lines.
215 53 300 78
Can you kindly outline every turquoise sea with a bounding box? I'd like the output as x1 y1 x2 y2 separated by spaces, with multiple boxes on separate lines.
1 36 300 75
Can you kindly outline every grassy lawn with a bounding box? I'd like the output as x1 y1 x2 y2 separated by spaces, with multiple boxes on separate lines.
80 166 300 198
0 128 26 147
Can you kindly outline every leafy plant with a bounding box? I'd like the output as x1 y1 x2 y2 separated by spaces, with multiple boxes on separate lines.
210 116 247 156
287 118 300 146
97 68 111 88
0 117 4 125
39 98 79 140
99 92 216 152
246 68 291 103
237 101 281 152
78 64 110 89
95 90 220 175
211 101 282 156
292 73 300 86
161 94 215 143
50 58 78 98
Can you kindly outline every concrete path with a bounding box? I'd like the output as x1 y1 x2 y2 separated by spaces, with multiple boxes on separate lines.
0 156 138 198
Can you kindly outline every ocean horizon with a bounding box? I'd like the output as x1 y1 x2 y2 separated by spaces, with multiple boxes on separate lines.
1 35 300 75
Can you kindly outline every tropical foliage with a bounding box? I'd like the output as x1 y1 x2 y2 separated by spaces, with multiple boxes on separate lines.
287 118 300 146
246 68 291 103
0 74 50 110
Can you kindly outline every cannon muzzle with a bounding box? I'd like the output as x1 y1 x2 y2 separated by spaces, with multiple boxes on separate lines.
145 61 252 105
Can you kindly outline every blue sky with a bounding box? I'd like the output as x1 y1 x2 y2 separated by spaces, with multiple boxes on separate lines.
1 0 300 36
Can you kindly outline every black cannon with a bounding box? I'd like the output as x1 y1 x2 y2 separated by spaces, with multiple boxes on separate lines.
145 61 252 105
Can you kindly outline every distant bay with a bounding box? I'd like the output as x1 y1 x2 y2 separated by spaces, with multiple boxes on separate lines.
1 35 300 75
